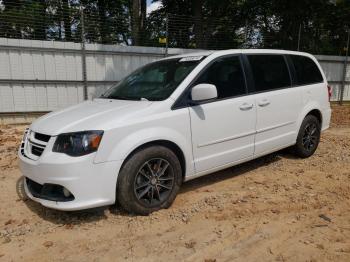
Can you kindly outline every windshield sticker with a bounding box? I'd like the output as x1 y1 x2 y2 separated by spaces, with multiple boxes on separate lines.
179 56 204 62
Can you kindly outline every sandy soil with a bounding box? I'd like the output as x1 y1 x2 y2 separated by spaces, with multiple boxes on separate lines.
0 105 350 262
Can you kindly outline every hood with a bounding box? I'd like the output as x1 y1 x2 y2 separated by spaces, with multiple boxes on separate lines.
30 99 153 136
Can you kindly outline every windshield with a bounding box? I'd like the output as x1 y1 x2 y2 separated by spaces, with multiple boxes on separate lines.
101 57 203 101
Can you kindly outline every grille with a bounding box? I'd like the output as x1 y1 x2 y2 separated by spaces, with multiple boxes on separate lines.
20 129 51 160
34 132 51 143
31 145 45 156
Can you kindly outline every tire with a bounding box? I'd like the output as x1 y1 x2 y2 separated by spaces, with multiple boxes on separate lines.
293 115 321 158
116 145 182 215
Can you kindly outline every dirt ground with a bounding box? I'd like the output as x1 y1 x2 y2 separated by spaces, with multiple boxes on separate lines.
0 105 350 262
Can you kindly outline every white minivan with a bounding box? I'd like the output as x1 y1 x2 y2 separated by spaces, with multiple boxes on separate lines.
19 49 332 214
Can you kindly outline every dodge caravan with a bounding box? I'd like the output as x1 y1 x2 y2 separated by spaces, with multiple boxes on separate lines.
19 49 332 215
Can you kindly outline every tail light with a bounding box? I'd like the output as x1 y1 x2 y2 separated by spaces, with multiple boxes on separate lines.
327 84 332 101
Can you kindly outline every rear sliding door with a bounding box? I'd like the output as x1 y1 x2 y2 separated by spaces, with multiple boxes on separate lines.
245 54 302 156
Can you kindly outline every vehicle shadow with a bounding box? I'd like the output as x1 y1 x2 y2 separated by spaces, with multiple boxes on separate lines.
179 152 283 194
16 151 290 222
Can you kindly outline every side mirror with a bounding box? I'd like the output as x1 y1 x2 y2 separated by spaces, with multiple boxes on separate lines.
191 84 218 103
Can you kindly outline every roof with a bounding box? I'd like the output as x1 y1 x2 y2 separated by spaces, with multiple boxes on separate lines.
164 50 214 59
163 49 314 60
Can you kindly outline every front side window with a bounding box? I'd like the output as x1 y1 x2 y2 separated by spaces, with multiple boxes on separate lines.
102 58 202 101
290 55 323 85
193 56 246 99
247 55 291 92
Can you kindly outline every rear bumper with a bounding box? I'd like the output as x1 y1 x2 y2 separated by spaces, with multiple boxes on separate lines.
322 107 332 131
19 150 122 211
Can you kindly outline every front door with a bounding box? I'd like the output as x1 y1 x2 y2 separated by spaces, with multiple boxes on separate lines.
189 55 256 173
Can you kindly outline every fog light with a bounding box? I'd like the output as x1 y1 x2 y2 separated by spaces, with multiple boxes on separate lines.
63 188 71 197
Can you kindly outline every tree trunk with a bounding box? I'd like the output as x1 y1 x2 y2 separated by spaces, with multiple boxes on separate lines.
35 1 47 40
132 0 140 45
62 0 72 41
98 0 108 44
140 0 146 44
193 0 203 49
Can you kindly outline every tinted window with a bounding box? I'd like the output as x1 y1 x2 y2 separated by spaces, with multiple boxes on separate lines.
290 55 323 85
193 56 246 99
247 55 291 92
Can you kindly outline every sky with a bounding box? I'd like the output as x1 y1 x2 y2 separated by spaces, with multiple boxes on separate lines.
0 0 163 15
147 0 162 14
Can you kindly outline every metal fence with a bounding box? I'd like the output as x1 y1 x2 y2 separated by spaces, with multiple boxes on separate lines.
0 0 349 122
0 38 348 117
0 38 201 123
1 2 349 54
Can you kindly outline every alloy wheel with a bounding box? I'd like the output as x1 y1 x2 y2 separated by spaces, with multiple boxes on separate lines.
302 123 318 151
134 158 175 206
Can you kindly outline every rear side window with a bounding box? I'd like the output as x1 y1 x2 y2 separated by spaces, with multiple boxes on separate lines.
193 56 246 99
290 55 323 85
247 55 291 92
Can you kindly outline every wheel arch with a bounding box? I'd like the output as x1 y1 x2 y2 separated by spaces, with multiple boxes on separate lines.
305 109 322 126
297 103 323 133
293 107 323 158
119 139 187 182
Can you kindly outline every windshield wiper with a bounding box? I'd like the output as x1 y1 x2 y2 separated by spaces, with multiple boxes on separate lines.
107 95 141 101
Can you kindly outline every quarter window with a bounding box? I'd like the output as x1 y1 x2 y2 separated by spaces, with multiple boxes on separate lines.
193 56 246 99
247 55 291 92
290 55 323 85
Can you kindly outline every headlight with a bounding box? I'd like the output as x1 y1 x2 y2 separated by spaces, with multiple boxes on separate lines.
53 131 103 157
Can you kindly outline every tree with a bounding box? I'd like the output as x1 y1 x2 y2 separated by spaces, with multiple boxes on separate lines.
97 0 109 43
0 0 349 55
149 0 246 49
131 0 147 45
193 0 203 48
62 0 72 41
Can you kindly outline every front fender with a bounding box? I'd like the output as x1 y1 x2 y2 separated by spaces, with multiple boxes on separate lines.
95 126 195 177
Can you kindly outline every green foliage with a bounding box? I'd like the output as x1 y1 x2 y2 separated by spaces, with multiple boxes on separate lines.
0 0 349 55
240 0 349 55
149 0 350 54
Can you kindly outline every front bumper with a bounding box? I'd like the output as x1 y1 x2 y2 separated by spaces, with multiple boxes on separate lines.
19 149 122 211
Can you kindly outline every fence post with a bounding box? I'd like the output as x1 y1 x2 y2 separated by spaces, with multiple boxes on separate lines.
80 7 88 100
340 29 350 105
297 23 302 51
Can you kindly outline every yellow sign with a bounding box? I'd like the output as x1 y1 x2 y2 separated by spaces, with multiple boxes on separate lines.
159 37 167 44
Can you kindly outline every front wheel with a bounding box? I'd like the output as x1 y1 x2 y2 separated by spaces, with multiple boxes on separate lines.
116 145 182 215
293 115 321 158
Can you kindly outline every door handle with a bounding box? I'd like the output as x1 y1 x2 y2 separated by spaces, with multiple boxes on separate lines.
258 99 270 107
239 103 254 111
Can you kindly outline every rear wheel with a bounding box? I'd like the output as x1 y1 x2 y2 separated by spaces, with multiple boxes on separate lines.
293 115 321 158
117 145 182 215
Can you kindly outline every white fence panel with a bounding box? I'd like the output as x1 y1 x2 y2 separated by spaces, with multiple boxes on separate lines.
0 38 349 117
